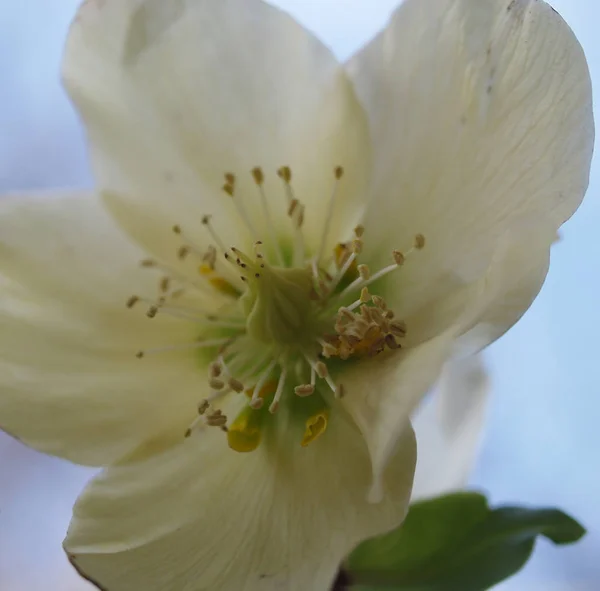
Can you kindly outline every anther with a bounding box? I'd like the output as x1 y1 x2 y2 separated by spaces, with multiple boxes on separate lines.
358 264 370 280
414 234 426 249
277 166 292 183
228 378 245 393
210 363 222 378
225 172 236 186
372 295 387 309
251 167 264 185
315 361 328 378
360 287 371 303
198 400 210 415
177 246 190 260
126 295 139 309
209 378 225 390
335 383 345 399
222 183 234 197
390 321 407 337
135 351 144 359
141 259 156 268
354 225 365 238
335 166 344 180
393 250 405 265
249 398 264 410
295 384 315 397
172 225 182 235
159 277 170 293
288 199 299 217
147 306 159 318
385 334 400 350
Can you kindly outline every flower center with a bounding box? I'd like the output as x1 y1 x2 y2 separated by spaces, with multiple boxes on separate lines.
127 166 424 452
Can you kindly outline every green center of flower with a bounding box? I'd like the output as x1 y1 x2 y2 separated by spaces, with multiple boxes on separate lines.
127 165 425 452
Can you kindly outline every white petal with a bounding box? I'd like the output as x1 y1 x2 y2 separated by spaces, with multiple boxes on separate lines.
348 0 593 326
403 219 554 349
63 0 371 261
339 329 456 501
455 224 555 355
65 413 416 591
411 354 489 500
0 192 204 465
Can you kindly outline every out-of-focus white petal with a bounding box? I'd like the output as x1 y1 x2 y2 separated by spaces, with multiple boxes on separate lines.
0 192 204 465
64 0 371 261
412 355 489 500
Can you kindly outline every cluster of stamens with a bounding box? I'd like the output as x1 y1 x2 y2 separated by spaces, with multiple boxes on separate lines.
125 165 425 449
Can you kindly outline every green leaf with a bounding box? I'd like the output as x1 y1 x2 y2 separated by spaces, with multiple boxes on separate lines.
346 492 585 591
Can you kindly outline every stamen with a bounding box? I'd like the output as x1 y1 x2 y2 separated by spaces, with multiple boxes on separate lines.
138 257 216 298
222 174 259 240
269 367 288 414
277 166 306 266
172 224 211 261
201 215 228 255
249 359 277 409
317 166 344 264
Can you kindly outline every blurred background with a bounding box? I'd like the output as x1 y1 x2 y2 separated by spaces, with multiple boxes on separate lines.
0 1 598 589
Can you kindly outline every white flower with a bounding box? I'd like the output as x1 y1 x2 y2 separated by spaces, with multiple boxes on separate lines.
0 0 593 589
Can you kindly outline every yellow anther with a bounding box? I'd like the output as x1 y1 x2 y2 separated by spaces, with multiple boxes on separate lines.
334 166 344 180
301 409 329 447
225 172 236 186
172 225 182 235
126 295 139 309
199 264 242 298
227 406 263 453
354 225 365 238
222 183 235 197
360 287 371 303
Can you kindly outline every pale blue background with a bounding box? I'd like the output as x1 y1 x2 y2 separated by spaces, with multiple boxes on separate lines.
0 1 598 590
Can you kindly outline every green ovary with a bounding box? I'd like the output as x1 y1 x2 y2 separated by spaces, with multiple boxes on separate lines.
241 264 324 348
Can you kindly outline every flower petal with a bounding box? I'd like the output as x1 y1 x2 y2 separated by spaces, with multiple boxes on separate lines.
65 413 416 591
0 192 204 465
63 0 371 261
455 224 555 355
411 354 489 500
339 329 456 502
348 0 593 326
